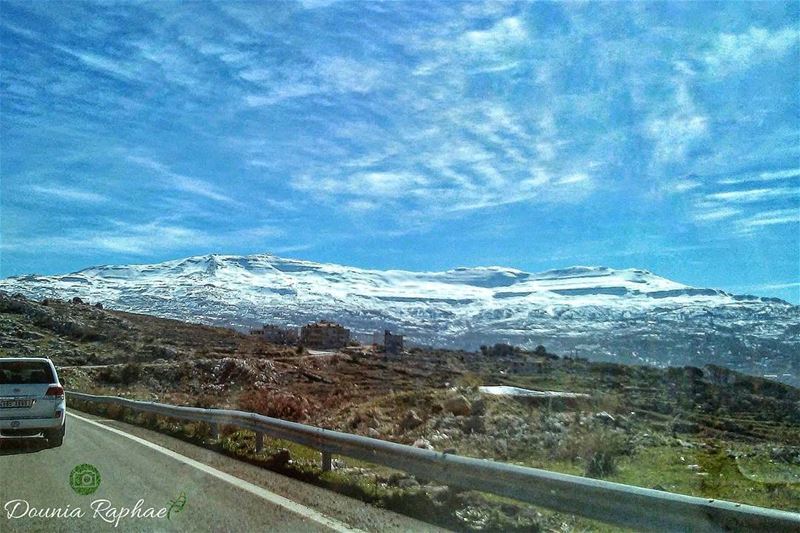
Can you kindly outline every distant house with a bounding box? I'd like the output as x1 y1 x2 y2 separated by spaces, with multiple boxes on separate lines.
300 321 350 349
384 330 404 354
250 324 299 345
372 329 404 354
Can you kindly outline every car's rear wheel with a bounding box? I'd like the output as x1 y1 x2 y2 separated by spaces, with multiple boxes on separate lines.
47 422 65 448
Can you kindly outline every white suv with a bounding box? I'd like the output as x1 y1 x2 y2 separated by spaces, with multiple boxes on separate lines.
0 357 66 447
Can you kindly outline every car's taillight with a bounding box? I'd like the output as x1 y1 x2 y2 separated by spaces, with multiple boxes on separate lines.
46 385 64 398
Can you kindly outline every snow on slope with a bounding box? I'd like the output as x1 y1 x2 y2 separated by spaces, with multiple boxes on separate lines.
1 253 798 383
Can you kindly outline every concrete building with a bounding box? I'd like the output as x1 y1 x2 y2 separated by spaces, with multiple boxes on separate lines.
300 321 350 349
250 324 299 345
372 329 404 355
384 330 404 354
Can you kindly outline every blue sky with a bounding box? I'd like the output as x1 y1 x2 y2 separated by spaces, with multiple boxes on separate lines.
1 0 798 303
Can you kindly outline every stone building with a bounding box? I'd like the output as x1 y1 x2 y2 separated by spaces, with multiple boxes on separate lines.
250 324 299 345
384 330 404 354
300 321 350 349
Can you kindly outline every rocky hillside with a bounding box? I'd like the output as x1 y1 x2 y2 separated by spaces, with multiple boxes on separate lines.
3 291 799 523
1 253 798 385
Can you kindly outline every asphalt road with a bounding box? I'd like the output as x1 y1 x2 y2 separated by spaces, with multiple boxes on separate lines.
0 411 447 532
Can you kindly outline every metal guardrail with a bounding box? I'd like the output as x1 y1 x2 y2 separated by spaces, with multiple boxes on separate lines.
67 391 800 532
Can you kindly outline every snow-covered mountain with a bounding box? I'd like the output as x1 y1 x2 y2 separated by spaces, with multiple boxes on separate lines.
2 254 798 384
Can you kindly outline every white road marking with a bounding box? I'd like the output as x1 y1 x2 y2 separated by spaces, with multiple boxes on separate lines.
67 412 363 533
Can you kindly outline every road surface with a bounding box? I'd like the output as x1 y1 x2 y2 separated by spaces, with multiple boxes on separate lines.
1 410 447 532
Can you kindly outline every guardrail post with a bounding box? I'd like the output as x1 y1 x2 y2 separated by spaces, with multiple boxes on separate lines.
321 451 332 472
209 422 219 439
255 432 264 453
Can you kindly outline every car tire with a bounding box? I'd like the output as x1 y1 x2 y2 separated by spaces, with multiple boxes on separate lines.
47 423 65 448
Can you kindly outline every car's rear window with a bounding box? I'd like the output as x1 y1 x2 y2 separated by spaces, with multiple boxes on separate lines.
0 361 55 384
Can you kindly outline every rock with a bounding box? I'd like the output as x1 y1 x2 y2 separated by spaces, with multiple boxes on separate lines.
413 438 433 450
443 395 472 416
595 411 616 424
398 477 420 490
400 410 423 431
367 427 381 438
470 398 486 416
423 485 451 503
672 419 700 434
388 473 412 486
494 438 508 457
270 448 292 467
461 415 485 434
442 447 457 455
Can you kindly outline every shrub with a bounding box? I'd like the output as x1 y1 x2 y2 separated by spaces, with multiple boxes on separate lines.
238 389 313 422
456 372 483 391
120 363 141 385
556 428 629 479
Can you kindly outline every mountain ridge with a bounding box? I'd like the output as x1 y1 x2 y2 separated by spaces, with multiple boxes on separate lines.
1 252 798 385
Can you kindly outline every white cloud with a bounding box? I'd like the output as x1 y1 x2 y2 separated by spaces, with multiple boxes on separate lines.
30 184 108 203
293 171 427 198
707 187 800 204
557 173 590 185
4 221 205 255
127 155 237 204
318 57 382 93
344 200 379 211
704 26 800 76
645 83 708 163
53 44 139 81
670 180 702 193
3 219 285 255
171 176 236 204
462 17 527 51
735 208 800 231
693 206 741 222
719 167 800 185
749 281 800 290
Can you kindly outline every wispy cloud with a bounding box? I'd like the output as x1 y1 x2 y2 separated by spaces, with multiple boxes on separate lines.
694 206 741 222
30 184 108 203
1 219 286 256
719 167 800 185
1 1 797 285
127 155 238 205
243 55 385 107
707 187 800 204
704 26 800 76
645 81 708 163
734 208 800 233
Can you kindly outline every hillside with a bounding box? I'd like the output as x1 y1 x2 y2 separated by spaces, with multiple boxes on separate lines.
2 291 799 528
1 253 798 385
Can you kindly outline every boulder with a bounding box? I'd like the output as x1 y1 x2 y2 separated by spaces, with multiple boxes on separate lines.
594 411 616 425
269 448 292 468
400 409 423 431
443 395 472 416
413 437 433 450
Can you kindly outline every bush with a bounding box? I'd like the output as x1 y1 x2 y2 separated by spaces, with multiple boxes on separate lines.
585 448 619 478
556 428 629 479
120 363 141 385
238 389 313 422
456 372 483 391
